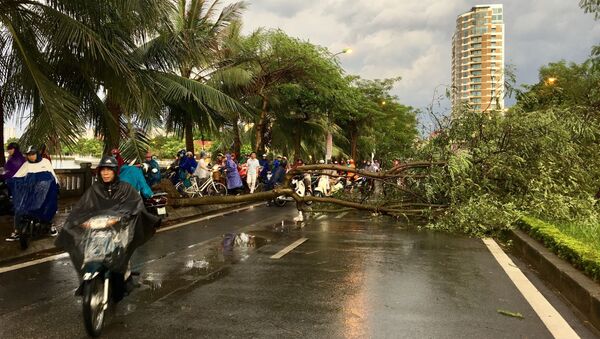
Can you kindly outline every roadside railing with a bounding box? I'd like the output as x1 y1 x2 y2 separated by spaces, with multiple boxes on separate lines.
55 163 93 198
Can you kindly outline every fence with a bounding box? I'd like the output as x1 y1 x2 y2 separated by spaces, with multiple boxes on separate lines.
55 163 93 198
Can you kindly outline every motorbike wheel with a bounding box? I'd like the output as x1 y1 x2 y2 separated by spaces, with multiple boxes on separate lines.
274 196 287 207
82 277 106 338
208 183 228 196
304 191 313 205
19 221 31 250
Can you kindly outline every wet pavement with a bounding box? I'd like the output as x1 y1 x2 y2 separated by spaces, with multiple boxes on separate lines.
0 206 597 338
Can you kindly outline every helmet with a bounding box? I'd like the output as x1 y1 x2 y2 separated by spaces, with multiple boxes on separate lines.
319 160 325 164
25 146 38 155
262 154 267 158
200 151 207 158
98 156 119 169
111 148 120 155
142 163 150 174
177 149 186 158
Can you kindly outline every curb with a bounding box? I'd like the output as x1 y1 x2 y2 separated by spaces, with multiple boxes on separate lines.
508 229 600 331
0 202 262 267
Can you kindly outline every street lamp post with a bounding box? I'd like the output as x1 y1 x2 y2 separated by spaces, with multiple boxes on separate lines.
325 48 353 163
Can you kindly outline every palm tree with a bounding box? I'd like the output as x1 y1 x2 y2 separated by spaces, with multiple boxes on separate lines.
145 0 247 153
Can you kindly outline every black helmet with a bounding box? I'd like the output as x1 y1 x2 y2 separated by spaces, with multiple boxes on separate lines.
177 149 186 158
25 146 38 155
98 156 119 169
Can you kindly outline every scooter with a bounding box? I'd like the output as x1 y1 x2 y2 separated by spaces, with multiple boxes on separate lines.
144 193 168 218
17 215 51 250
272 176 312 207
0 177 13 216
78 214 126 337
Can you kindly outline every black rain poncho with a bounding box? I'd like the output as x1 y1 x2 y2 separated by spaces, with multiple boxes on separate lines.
55 181 160 273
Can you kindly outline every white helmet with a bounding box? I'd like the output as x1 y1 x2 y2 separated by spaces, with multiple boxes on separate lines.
319 160 325 164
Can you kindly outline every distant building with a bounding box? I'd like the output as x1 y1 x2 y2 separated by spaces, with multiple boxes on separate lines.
3 127 17 140
452 4 505 112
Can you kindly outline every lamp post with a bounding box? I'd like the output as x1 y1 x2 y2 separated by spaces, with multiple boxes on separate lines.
325 48 353 163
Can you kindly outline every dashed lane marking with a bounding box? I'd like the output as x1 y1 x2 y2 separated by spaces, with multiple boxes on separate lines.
270 238 309 259
335 211 349 219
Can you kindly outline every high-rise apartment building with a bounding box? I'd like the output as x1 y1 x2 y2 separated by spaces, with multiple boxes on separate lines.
451 4 505 112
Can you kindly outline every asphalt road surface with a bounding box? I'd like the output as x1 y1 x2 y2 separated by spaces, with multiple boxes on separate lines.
0 205 597 338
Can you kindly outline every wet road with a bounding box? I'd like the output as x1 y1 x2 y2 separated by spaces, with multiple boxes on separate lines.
0 206 597 338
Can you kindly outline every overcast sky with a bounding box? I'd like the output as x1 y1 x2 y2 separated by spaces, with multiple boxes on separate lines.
235 0 599 119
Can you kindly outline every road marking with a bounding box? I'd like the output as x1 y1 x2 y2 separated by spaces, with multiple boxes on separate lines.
0 203 265 275
270 238 308 259
483 238 579 339
316 214 327 220
0 253 69 274
157 203 263 233
336 211 349 219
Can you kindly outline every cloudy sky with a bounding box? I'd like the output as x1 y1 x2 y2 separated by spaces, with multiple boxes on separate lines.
235 0 599 119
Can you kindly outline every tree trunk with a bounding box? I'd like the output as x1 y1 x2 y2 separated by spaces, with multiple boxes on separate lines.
350 128 358 160
0 95 5 167
105 97 122 154
232 113 241 158
293 129 302 160
255 95 269 153
185 121 194 153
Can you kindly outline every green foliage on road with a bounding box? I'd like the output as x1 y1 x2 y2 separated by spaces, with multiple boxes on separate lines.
419 56 600 237
519 216 600 281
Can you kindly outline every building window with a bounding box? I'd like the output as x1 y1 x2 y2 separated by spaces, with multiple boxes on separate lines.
471 84 482 90
492 26 497 31
471 91 481 96
491 49 497 53
472 50 482 55
472 77 482 83
471 57 482 62
472 98 482 103
471 70 482 76
492 14 503 21
491 55 497 60
471 37 482 43
493 7 503 14
471 43 482 48
473 105 481 110
472 63 482 69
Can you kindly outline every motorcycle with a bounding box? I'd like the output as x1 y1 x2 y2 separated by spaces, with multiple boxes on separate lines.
144 193 168 218
17 215 51 250
78 214 128 337
0 177 13 216
272 175 312 207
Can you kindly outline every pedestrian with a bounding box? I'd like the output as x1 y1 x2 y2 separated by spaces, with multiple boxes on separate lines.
193 151 211 186
5 146 59 241
225 153 243 194
1 143 25 181
259 154 270 183
246 152 261 193
111 149 125 174
143 152 161 187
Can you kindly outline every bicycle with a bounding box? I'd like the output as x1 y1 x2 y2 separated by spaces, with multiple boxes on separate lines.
176 175 227 197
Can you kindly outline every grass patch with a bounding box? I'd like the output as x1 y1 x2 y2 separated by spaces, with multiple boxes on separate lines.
551 220 600 253
518 216 600 281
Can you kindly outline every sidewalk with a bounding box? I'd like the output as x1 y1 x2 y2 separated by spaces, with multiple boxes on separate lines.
0 201 257 265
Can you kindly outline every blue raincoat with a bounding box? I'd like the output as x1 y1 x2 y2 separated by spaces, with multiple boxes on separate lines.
120 165 154 199
9 158 58 223
225 154 243 190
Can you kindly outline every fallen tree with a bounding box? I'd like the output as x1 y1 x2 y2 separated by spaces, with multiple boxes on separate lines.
168 162 448 218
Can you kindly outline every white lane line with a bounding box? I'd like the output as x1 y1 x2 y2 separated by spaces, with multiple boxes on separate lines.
270 238 309 259
335 211 349 219
483 238 579 339
0 203 265 274
0 253 69 274
157 203 263 233
316 214 327 220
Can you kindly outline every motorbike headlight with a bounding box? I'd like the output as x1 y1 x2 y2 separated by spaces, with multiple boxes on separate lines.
82 216 120 229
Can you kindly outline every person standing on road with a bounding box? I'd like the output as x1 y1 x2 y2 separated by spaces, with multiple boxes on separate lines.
259 154 270 183
246 152 261 193
225 153 243 194
193 151 211 186
1 143 25 181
